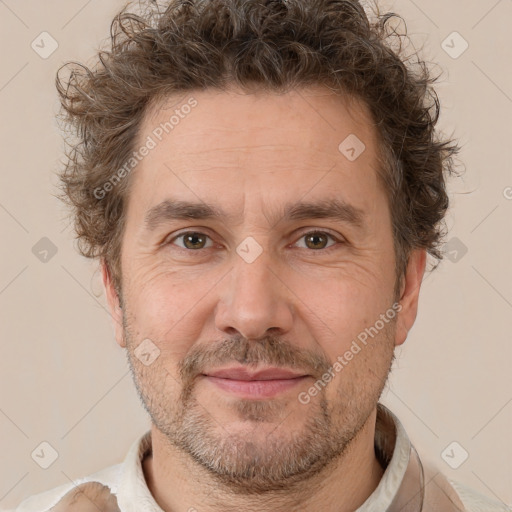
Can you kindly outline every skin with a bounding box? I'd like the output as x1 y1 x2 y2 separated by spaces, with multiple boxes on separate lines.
102 85 426 512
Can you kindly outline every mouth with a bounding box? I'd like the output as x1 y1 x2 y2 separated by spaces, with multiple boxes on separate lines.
201 366 310 399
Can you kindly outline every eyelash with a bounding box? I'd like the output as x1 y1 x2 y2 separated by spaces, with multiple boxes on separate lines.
165 229 344 255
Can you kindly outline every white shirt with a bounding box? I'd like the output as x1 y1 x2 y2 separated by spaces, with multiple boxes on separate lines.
13 405 511 512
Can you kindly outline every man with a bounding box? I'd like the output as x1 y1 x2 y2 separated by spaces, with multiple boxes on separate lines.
14 0 510 510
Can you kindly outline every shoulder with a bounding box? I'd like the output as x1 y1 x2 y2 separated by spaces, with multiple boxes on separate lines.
14 464 122 512
450 479 512 512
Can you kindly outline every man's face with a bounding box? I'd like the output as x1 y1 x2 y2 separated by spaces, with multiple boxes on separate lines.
104 86 423 491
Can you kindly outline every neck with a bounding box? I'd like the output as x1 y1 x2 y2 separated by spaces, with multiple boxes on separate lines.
142 407 384 512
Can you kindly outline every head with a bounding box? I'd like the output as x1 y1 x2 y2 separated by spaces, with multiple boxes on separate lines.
56 0 459 493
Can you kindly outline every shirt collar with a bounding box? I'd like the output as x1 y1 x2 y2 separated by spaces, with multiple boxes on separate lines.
116 403 411 512
358 403 412 511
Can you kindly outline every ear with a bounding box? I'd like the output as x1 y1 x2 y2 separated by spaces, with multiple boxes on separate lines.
395 249 427 347
101 259 126 348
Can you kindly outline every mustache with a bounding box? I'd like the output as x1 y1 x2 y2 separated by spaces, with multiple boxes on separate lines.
178 334 332 385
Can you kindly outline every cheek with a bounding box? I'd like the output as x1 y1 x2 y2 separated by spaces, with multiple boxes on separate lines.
123 264 211 355
309 268 396 357
321 319 396 401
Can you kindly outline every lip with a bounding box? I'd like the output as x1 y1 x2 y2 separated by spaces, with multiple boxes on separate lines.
202 366 310 399
204 366 308 381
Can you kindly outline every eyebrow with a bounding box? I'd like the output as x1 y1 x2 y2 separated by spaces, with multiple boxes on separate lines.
143 198 365 231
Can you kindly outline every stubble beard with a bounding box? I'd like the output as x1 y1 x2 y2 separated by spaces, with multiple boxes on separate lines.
123 311 395 494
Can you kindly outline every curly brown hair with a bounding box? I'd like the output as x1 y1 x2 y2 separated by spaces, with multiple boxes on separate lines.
56 0 460 299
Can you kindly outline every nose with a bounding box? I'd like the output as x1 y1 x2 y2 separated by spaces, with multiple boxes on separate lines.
214 248 294 341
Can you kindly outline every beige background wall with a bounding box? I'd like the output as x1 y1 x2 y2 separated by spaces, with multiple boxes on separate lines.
0 0 511 509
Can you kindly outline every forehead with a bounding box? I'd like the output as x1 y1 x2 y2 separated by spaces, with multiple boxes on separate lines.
128 86 384 220
141 85 378 155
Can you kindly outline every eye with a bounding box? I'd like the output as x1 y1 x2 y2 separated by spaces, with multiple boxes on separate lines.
169 231 214 250
165 230 343 253
294 231 342 251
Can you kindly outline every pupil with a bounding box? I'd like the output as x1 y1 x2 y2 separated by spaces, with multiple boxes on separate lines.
186 233 204 249
307 233 325 249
